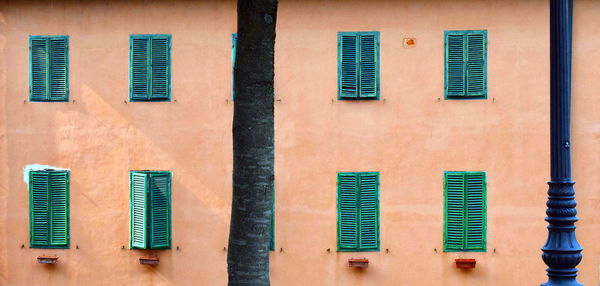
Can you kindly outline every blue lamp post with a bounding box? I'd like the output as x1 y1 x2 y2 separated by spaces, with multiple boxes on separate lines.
541 0 583 285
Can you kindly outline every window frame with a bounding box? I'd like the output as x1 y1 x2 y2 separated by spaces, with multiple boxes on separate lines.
444 30 488 100
337 31 381 100
443 171 487 252
336 171 380 252
128 34 172 102
29 35 70 102
28 169 70 249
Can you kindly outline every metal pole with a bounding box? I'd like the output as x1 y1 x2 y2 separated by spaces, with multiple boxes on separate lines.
542 0 583 285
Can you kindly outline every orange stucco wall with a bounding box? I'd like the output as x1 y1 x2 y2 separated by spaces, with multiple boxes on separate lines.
1 0 600 285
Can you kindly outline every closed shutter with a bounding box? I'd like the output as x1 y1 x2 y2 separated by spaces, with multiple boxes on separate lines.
150 37 170 100
358 34 378 99
30 38 49 101
445 33 466 98
49 37 69 101
232 33 237 100
337 173 358 249
339 34 359 99
358 173 379 249
130 172 148 249
30 172 50 246
149 172 171 249
49 172 69 246
444 172 466 251
130 37 150 101
465 172 486 250
466 32 487 97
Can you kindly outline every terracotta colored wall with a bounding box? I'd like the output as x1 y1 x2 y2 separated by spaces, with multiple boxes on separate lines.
0 0 598 285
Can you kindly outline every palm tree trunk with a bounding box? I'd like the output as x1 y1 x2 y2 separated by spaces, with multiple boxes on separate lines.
228 0 277 285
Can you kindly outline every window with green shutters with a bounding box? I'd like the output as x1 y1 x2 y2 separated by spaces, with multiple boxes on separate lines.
337 172 380 252
29 170 70 248
29 35 69 102
444 30 488 99
130 171 172 249
338 32 380 100
129 34 171 102
444 171 487 252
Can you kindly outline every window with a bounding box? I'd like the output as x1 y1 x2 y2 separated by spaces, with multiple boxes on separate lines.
337 172 379 252
232 33 237 100
444 171 487 252
338 32 380 100
29 35 69 102
130 171 172 249
29 170 70 248
444 30 488 99
129 34 171 101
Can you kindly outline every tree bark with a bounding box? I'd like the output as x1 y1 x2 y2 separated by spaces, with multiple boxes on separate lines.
228 0 277 285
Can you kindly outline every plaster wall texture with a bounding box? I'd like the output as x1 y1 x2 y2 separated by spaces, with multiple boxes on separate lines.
0 0 598 285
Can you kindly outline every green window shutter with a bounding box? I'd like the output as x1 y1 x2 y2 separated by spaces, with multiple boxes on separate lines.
444 172 466 251
29 36 69 102
232 33 237 100
337 173 359 250
445 30 487 99
465 172 486 250
49 172 69 247
466 32 487 97
30 172 50 247
130 35 171 101
269 184 275 251
358 172 379 250
338 33 359 99
130 172 148 249
149 36 171 100
149 172 171 249
358 33 379 99
130 37 150 101
445 33 466 98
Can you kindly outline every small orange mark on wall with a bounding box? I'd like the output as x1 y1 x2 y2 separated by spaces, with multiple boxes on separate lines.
404 38 416 48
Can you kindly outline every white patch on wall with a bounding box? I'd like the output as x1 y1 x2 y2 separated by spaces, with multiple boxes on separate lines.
23 164 69 185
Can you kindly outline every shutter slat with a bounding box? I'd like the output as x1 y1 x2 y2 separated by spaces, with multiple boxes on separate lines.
30 172 50 246
339 34 359 99
149 173 171 249
466 173 486 250
49 172 69 246
466 32 487 97
49 38 68 101
445 173 466 251
150 37 170 100
131 172 148 248
446 34 466 97
30 38 49 101
359 34 378 98
338 173 358 249
358 173 379 249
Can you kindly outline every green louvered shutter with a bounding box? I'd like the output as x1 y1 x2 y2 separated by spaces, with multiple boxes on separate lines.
358 173 379 250
150 36 170 100
49 171 69 247
30 38 49 101
30 172 50 247
130 37 150 101
49 37 69 101
445 33 466 98
130 172 148 248
466 32 487 97
444 172 466 251
232 33 237 100
358 33 379 99
339 34 359 99
149 172 171 249
465 172 486 250
338 173 358 250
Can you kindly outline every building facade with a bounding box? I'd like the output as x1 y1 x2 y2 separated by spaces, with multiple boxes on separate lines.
1 0 600 285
